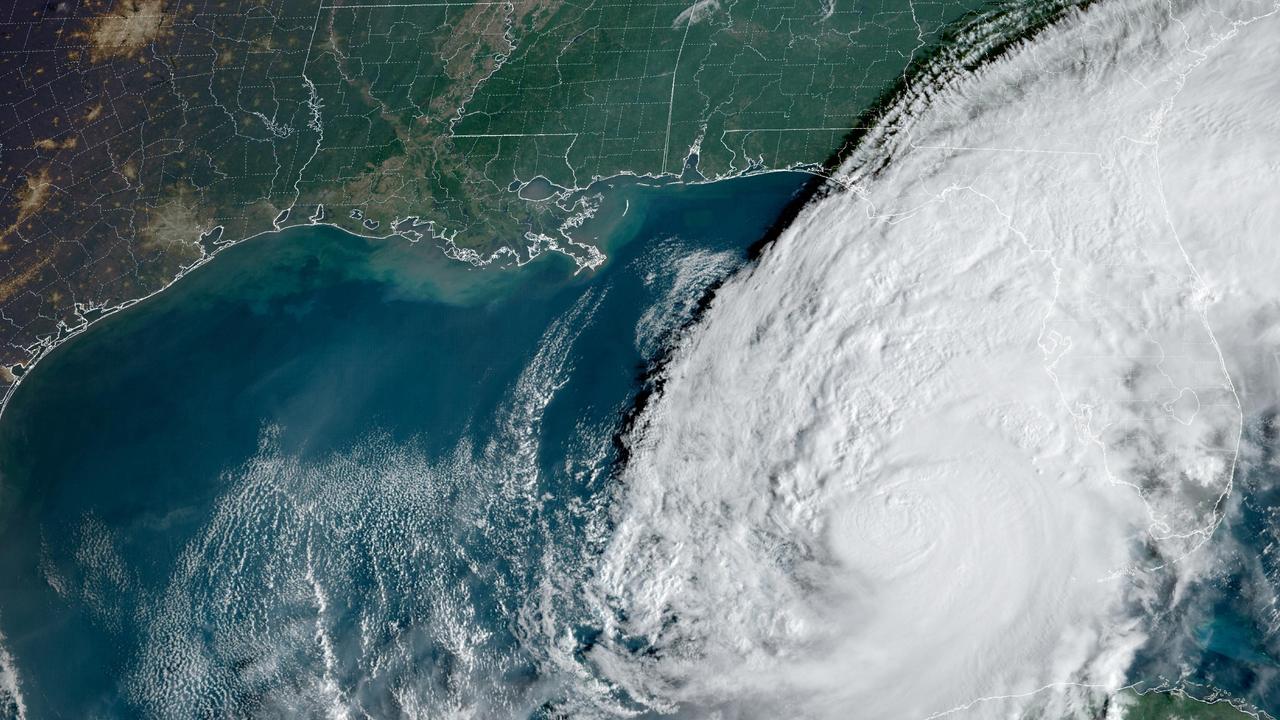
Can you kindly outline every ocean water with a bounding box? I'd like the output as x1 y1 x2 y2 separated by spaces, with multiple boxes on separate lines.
1130 427 1280 713
0 171 810 718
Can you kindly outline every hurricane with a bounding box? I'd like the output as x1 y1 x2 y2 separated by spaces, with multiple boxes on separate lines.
2 0 1279 717
108 0 1280 715
572 0 1280 716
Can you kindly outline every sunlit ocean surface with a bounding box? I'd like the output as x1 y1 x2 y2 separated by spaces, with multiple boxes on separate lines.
0 172 809 718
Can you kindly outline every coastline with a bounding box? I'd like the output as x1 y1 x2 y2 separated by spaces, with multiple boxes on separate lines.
0 165 836 427
0 162 824 427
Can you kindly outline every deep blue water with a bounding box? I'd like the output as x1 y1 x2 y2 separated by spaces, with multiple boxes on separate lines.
0 172 809 718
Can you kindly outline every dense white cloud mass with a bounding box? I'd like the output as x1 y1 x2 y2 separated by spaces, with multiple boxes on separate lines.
0 624 25 720
585 0 1280 717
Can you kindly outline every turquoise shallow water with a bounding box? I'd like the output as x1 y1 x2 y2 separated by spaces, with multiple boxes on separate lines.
0 172 809 718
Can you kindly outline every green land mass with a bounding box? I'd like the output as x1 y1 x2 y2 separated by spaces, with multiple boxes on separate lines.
1116 689 1264 720
0 0 1001 393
